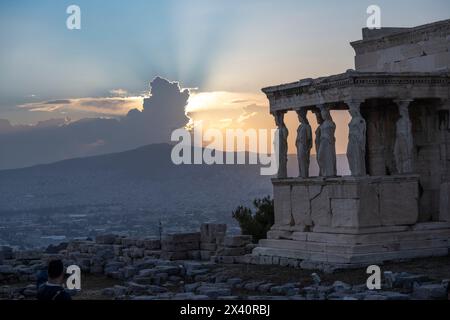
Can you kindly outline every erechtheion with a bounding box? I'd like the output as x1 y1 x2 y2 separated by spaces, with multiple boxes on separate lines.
253 19 450 269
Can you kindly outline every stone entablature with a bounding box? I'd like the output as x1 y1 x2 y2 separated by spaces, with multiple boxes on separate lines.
351 19 450 73
262 71 450 112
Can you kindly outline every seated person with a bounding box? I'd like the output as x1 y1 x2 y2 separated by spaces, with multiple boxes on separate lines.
37 259 71 301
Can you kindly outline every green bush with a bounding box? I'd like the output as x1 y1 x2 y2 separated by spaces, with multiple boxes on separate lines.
232 196 274 243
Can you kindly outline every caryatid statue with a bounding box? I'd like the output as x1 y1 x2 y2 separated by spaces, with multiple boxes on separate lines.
347 101 367 176
317 105 337 177
274 111 288 179
312 108 324 176
394 100 414 174
295 109 312 178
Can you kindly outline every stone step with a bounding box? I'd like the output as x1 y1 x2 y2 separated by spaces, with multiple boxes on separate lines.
303 229 450 245
252 246 449 265
259 237 449 255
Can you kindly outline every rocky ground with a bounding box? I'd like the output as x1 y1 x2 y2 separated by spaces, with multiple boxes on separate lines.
0 224 449 301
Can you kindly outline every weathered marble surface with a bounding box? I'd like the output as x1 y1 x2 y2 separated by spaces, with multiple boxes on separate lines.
347 101 367 176
394 100 414 174
258 19 450 269
272 175 419 229
352 20 450 73
317 106 337 177
274 111 288 179
295 109 313 178
253 222 450 268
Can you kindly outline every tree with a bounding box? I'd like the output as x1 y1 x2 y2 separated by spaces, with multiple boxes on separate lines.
232 196 274 243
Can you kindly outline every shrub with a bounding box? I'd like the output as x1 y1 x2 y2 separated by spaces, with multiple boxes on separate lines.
232 196 274 243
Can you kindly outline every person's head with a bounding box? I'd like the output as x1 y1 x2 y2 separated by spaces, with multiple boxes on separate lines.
47 259 65 284
274 111 285 127
320 106 331 121
312 109 324 125
296 109 309 124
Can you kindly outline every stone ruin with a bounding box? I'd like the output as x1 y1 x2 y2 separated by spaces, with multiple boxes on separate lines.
2 224 449 300
252 19 450 269
0 224 257 300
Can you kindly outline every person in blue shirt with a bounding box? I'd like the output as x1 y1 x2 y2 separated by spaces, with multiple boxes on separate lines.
36 259 71 301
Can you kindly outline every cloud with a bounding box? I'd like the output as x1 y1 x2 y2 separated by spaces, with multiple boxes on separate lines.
28 105 62 112
231 99 249 104
0 77 190 170
185 91 272 132
109 89 128 97
44 99 72 105
19 96 142 116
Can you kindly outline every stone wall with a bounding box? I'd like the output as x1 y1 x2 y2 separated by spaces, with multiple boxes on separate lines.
272 176 419 231
410 100 449 221
254 222 450 269
351 20 450 73
361 100 398 176
361 99 449 222
0 224 253 286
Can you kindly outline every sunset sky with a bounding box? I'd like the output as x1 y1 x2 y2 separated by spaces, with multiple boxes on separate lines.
0 0 449 155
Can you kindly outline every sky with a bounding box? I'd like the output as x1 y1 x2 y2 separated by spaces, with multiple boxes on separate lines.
0 0 449 163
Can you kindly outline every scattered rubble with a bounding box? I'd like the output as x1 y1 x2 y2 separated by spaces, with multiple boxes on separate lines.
0 223 448 300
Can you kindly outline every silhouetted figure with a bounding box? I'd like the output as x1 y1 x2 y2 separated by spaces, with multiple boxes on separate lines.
296 109 312 178
447 282 450 300
37 260 71 301
274 112 288 179
317 106 337 177
347 106 367 176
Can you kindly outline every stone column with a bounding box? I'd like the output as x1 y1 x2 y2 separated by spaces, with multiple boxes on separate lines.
394 99 414 174
346 100 367 176
437 99 450 130
317 105 337 177
438 100 450 222
312 108 324 176
274 111 288 179
295 108 312 178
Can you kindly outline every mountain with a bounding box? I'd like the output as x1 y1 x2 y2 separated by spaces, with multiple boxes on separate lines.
0 143 349 248
0 144 272 247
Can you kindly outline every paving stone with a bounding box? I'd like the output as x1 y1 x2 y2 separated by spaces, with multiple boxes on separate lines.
258 283 274 293
200 224 227 243
332 281 352 292
196 285 232 299
223 236 252 248
244 281 266 291
413 284 447 300
226 278 243 286
311 272 321 285
147 285 168 294
185 283 201 292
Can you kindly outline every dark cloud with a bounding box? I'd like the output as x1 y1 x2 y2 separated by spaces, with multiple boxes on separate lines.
45 100 72 105
231 99 249 104
0 77 190 170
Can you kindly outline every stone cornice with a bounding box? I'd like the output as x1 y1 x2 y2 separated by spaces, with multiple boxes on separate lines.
263 71 449 95
263 71 450 111
350 19 450 54
272 174 420 186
